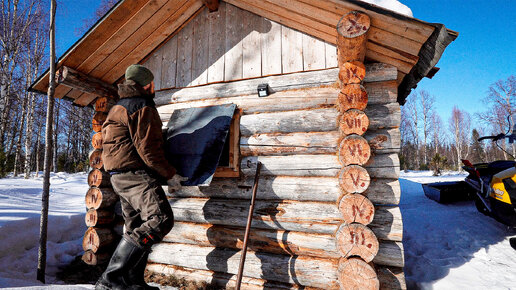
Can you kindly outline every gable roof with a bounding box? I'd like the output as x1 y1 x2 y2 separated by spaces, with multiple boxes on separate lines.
29 0 457 106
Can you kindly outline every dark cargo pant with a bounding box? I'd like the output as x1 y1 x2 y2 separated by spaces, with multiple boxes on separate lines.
110 170 174 249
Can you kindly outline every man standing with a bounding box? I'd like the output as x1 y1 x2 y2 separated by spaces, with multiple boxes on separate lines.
96 64 184 290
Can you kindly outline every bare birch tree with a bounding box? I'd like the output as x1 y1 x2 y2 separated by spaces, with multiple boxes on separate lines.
37 0 56 282
419 90 435 166
0 0 39 148
449 106 471 170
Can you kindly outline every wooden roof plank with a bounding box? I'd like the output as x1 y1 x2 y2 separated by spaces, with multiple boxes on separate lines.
32 0 149 93
238 0 337 37
54 85 73 99
88 0 192 80
74 92 98 107
102 0 205 84
262 0 424 56
227 0 424 60
75 0 170 77
366 49 413 74
296 0 433 43
225 0 335 43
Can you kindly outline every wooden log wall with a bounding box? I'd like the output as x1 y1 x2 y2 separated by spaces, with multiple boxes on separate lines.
143 2 337 92
82 96 121 266
144 9 404 289
149 57 403 287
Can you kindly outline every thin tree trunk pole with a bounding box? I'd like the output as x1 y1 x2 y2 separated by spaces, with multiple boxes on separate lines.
37 0 56 282
236 162 262 290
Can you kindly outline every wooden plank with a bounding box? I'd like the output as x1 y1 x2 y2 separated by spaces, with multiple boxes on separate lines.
74 92 97 107
240 108 338 136
160 34 178 89
302 33 326 71
364 102 401 129
367 47 414 74
79 0 172 78
240 105 399 136
242 9 262 78
260 18 282 76
155 82 397 121
325 41 338 68
146 263 299 289
176 18 194 87
207 1 226 83
54 85 72 100
241 131 339 156
157 87 337 120
102 0 204 84
155 68 338 105
168 198 402 240
224 3 243 81
281 25 303 73
154 64 396 105
241 153 400 179
367 27 422 58
162 221 404 268
370 206 403 241
168 176 341 202
143 49 163 90
294 0 433 43
32 0 150 93
191 8 209 86
367 41 419 65
149 242 339 288
240 128 399 156
56 66 118 98
365 179 401 205
374 240 405 268
166 176 400 205
225 0 335 44
377 266 407 290
163 222 339 258
241 0 336 39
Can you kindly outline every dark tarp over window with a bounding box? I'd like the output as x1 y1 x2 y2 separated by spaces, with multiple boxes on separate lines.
165 104 236 186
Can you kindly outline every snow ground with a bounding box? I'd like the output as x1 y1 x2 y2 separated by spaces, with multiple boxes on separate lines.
401 170 516 289
1 171 515 289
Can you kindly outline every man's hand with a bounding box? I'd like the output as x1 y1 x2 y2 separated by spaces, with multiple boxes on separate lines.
167 174 188 193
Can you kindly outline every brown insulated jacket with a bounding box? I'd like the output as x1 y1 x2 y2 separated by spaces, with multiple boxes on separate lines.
101 80 176 180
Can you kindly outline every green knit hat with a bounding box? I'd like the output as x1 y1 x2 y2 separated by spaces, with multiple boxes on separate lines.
125 64 154 86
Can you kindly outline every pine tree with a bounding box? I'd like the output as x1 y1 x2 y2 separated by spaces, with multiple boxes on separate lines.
470 129 485 163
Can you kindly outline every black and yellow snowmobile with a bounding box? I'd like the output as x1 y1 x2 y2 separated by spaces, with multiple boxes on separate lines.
462 132 516 228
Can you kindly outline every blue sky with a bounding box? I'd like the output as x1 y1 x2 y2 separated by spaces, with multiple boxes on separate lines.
404 0 516 130
54 1 515 131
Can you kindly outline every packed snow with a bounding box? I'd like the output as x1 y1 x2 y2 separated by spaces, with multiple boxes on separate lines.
401 171 516 289
0 171 515 289
361 0 413 17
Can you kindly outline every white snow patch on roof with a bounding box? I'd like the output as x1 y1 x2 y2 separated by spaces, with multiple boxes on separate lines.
360 0 413 17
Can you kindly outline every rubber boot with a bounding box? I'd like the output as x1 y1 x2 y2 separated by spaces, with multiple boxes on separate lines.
95 237 145 290
127 251 159 290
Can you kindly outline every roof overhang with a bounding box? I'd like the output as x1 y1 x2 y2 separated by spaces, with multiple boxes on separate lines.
29 0 457 106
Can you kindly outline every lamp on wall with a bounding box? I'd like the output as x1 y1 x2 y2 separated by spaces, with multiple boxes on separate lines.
257 83 269 97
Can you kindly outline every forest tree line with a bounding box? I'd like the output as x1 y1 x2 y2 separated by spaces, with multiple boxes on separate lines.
0 0 108 178
400 75 516 174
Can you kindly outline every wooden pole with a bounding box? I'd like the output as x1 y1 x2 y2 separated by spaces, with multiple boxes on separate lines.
56 66 118 98
236 162 262 289
37 0 56 283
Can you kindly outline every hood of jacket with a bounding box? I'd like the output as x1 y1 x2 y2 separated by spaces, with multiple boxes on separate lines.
118 80 155 99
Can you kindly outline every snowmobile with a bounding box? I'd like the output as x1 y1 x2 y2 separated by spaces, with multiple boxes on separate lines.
422 122 516 249
461 131 516 227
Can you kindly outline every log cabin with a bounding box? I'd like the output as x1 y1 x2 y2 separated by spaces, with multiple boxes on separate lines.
29 0 457 289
